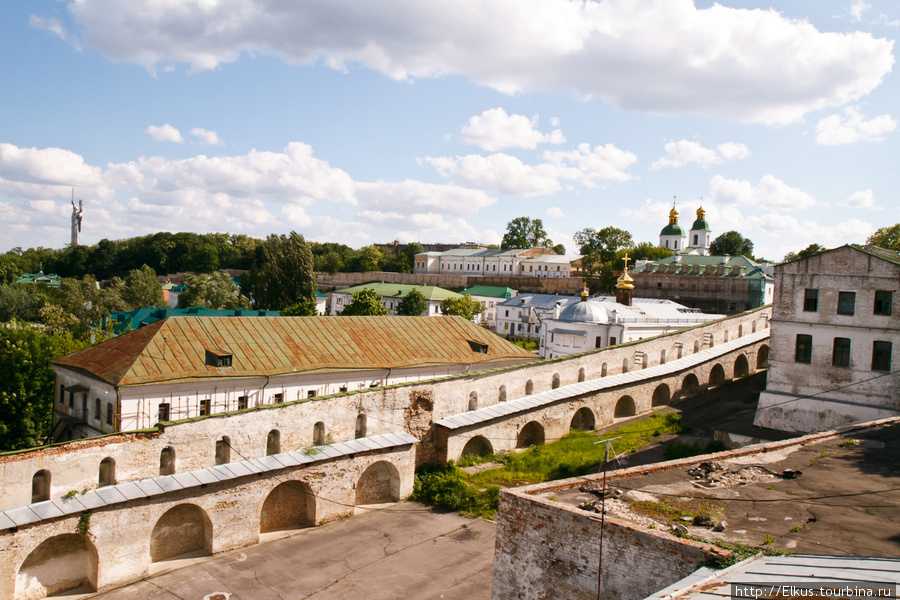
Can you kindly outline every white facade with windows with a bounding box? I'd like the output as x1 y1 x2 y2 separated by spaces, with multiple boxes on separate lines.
755 245 900 433
414 248 578 277
494 293 578 339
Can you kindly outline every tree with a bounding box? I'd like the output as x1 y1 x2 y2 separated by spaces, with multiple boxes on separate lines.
501 217 552 249
242 232 317 311
867 224 900 252
177 271 249 309
0 323 89 450
397 289 429 316
0 284 47 322
353 245 386 272
710 231 754 258
574 226 633 280
340 288 388 316
281 298 318 316
783 243 827 263
0 254 26 284
551 243 566 256
440 294 485 321
630 241 673 262
121 265 166 309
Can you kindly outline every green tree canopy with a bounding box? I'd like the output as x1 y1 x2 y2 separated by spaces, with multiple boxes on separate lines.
243 232 317 311
341 288 388 316
353 245 387 272
281 298 319 316
0 284 48 323
783 243 827 263
440 294 485 321
629 241 673 262
397 289 429 316
121 265 166 309
574 226 634 280
0 323 89 450
177 270 249 309
867 224 900 252
0 255 26 284
501 217 552 249
710 231 754 259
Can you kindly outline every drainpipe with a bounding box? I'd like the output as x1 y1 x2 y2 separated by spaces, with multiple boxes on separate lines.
260 374 270 406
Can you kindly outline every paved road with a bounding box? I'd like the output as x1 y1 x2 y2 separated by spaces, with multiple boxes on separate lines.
91 503 496 600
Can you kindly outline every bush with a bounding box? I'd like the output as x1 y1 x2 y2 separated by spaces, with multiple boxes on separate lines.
410 463 499 518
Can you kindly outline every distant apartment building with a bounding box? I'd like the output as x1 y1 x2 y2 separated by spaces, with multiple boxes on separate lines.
755 244 899 433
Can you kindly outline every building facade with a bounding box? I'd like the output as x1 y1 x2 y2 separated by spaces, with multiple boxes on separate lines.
459 285 517 328
331 282 461 316
754 245 900 433
414 247 576 277
494 293 580 339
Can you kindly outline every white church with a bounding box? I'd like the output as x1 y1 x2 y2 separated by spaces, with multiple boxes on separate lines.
659 203 711 255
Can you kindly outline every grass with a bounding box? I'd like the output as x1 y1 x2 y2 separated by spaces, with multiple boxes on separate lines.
511 338 539 351
412 412 686 517
629 497 726 523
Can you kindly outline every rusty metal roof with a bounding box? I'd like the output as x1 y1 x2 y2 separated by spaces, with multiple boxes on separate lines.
51 316 538 387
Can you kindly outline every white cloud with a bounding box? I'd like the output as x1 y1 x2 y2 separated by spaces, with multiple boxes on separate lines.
355 179 496 216
458 108 565 151
650 140 749 169
29 15 67 41
850 0 871 21
844 189 879 209
145 124 184 143
747 213 874 244
58 0 895 125
190 128 224 146
617 198 744 234
815 107 897 145
546 206 565 218
426 142 635 197
709 174 816 211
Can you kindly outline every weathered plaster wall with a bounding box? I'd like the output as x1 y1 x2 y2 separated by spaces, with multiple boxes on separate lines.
1 307 769 511
0 446 414 600
491 490 722 600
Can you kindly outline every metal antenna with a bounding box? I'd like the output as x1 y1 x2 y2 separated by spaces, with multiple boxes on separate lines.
594 436 621 600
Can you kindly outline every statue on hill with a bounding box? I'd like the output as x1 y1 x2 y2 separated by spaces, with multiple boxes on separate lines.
71 194 84 246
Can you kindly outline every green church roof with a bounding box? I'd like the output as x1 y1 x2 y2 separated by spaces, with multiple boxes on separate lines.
660 223 687 236
690 218 711 231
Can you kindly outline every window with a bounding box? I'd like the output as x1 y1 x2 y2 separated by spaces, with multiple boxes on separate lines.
795 334 813 363
355 414 367 439
59 384 65 405
215 437 230 465
160 447 176 475
267 430 280 455
874 291 892 315
32 470 51 503
69 391 74 408
272 392 284 403
199 398 211 416
237 395 248 410
95 398 101 421
804 289 818 312
106 402 114 425
837 291 855 315
307 390 316 398
872 341 892 372
832 338 851 367
158 403 170 422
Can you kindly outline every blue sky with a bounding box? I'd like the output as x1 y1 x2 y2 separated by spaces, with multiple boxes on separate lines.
1 0 898 262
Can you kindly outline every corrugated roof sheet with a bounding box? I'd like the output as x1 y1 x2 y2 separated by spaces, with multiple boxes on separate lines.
0 432 418 531
332 283 461 301
436 329 769 430
643 554 900 600
52 315 538 386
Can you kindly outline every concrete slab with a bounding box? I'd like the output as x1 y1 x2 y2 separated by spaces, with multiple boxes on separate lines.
88 502 495 600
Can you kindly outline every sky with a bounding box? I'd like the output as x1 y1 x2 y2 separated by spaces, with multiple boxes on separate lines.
1 0 898 263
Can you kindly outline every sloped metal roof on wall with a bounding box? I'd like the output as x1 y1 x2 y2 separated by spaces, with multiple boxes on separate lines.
51 316 538 386
436 329 769 430
0 432 418 531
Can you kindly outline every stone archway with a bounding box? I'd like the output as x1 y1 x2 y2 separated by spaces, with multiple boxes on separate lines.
15 534 98 600
757 345 769 369
570 407 595 431
734 354 750 378
150 504 212 562
260 481 315 533
651 384 671 407
709 364 726 387
682 374 700 397
614 396 636 418
356 461 401 505
461 435 494 459
516 422 545 448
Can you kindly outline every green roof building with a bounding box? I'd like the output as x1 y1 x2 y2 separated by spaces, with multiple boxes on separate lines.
331 282 462 316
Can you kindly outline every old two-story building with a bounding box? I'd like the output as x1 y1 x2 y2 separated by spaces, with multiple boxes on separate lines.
50 316 539 442
494 292 580 339
330 283 461 316
414 247 575 277
755 244 899 433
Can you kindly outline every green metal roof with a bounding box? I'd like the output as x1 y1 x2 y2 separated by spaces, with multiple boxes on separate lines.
631 254 772 280
459 286 515 299
660 223 687 236
333 282 462 301
690 218 711 231
14 272 62 287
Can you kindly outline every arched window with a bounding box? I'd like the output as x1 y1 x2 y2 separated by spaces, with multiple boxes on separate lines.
693 234 698 245
552 373 561 389
160 447 176 476
266 430 280 455
578 368 586 382
32 470 51 503
314 422 326 446
468 391 478 412
99 458 116 487
215 436 231 465
498 385 507 402
525 379 534 395
355 414 367 439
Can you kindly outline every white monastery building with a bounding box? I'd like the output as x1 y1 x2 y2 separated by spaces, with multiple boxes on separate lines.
414 247 579 277
754 244 899 433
